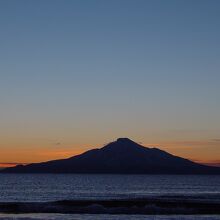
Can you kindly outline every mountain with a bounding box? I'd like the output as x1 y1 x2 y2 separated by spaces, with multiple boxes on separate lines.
2 138 220 174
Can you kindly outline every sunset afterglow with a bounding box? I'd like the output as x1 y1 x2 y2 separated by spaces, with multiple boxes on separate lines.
0 0 220 167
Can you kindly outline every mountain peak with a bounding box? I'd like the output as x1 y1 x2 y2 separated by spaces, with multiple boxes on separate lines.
116 138 134 143
102 137 144 152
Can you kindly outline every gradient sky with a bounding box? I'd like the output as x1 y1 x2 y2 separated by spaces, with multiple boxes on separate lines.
0 0 220 165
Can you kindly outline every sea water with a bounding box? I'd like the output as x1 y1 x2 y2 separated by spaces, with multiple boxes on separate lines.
0 174 219 219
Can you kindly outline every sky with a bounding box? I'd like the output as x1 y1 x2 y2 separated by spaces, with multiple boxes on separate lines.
0 0 220 166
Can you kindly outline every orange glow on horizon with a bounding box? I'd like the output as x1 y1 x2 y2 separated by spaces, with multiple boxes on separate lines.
0 163 28 168
0 138 219 166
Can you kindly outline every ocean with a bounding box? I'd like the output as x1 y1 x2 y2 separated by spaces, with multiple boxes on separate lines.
0 174 219 219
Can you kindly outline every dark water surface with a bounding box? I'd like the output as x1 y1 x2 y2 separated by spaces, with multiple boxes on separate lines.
0 174 220 219
0 174 219 202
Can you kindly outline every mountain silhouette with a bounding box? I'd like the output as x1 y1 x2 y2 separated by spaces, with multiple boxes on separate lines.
2 138 220 174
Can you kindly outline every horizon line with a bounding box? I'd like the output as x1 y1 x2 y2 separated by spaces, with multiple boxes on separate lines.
1 160 220 168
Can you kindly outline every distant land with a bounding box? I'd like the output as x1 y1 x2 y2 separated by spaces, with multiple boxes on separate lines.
2 138 220 174
0 163 28 169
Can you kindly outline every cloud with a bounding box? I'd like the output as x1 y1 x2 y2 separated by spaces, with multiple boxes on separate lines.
191 159 220 167
143 139 220 150
168 139 220 147
212 139 220 142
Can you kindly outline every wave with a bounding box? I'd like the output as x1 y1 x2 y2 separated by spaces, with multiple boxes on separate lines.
0 197 220 215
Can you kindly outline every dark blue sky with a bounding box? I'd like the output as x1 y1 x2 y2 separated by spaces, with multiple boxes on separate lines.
0 0 220 163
